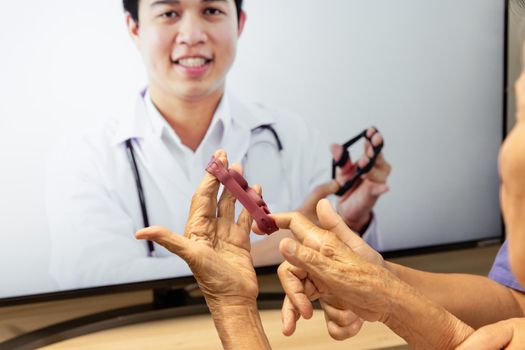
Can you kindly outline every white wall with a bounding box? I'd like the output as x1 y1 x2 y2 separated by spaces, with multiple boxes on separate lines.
0 0 506 298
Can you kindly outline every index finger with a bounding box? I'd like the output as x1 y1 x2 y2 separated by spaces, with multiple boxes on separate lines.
298 180 340 216
363 147 390 183
282 296 301 336
316 199 364 250
331 144 358 184
270 212 325 250
277 261 314 320
198 149 228 196
188 149 228 218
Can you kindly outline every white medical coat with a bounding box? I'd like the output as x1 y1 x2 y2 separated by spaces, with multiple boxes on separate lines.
46 91 379 290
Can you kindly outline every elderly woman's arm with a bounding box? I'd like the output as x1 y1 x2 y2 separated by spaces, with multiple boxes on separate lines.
385 263 525 328
136 150 270 350
273 199 474 349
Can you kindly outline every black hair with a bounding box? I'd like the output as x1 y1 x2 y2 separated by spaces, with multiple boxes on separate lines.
123 0 243 24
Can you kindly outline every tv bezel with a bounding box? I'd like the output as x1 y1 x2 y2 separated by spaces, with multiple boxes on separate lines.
0 0 509 308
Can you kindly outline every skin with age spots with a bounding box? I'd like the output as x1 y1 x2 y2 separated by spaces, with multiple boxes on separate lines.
136 149 271 350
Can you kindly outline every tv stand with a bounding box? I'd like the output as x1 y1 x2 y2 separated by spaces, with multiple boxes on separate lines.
0 245 499 349
0 288 286 350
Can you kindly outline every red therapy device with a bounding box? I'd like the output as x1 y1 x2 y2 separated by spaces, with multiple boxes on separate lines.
206 157 278 235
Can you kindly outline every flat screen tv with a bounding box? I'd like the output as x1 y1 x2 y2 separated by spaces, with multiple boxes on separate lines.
0 0 506 340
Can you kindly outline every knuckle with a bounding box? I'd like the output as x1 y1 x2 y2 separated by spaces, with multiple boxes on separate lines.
320 244 337 258
222 188 235 199
219 200 234 212
327 308 354 327
290 211 306 223
299 247 317 265
190 192 211 209
320 233 340 258
185 216 212 236
277 262 289 276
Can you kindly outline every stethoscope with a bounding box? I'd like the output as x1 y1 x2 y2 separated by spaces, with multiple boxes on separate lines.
125 124 284 256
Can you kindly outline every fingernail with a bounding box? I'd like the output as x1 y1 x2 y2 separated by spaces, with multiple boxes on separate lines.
321 198 335 212
286 240 297 255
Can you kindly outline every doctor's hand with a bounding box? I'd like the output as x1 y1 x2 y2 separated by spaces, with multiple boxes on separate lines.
332 127 391 233
297 180 340 225
136 150 258 310
271 200 386 339
456 318 525 350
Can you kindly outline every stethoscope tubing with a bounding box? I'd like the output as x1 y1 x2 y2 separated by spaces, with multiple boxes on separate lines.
125 139 155 256
126 124 283 256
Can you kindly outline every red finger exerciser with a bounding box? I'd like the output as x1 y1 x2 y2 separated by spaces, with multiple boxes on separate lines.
206 157 278 235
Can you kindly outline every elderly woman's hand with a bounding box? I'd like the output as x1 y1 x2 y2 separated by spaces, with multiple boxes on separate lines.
269 199 473 349
136 150 258 310
273 200 390 335
137 150 272 349
277 199 385 339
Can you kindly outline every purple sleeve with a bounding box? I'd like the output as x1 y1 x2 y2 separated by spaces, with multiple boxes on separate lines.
488 240 525 292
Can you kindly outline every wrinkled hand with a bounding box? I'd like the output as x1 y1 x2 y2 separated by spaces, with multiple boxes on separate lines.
271 199 388 340
278 260 364 340
136 150 258 309
332 127 391 232
456 318 525 350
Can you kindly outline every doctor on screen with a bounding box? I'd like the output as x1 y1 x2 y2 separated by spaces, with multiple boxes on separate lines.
45 0 391 289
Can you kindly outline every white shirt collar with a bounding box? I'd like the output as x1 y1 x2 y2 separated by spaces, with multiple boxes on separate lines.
145 90 232 143
113 88 276 145
228 94 278 135
114 89 229 145
113 89 151 144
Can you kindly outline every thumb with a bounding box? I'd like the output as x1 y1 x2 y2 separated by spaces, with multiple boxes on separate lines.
316 199 364 251
136 225 190 260
300 180 340 212
369 183 389 197
280 238 331 280
331 143 344 162
331 144 355 179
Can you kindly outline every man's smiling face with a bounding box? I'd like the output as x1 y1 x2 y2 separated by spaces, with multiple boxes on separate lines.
128 0 245 102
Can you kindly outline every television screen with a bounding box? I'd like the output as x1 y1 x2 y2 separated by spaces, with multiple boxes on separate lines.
0 0 505 302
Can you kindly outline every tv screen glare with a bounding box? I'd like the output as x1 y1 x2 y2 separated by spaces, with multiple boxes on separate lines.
0 0 505 302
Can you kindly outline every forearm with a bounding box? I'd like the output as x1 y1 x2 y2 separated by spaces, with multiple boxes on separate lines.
385 279 474 349
208 302 271 350
386 262 525 328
